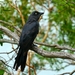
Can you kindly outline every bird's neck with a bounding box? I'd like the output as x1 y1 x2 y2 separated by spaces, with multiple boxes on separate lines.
27 16 38 23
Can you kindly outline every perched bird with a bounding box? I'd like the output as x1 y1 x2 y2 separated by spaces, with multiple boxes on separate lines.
13 11 44 71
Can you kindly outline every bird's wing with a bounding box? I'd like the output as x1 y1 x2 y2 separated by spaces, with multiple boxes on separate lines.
14 22 39 71
19 22 39 51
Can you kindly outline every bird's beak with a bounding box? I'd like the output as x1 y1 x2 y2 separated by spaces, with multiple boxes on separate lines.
40 12 44 15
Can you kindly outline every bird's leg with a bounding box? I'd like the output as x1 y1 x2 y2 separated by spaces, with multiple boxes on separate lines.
32 43 37 46
30 43 37 50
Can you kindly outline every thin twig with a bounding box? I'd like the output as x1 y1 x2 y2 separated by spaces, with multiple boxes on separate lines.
0 20 21 33
41 23 50 43
0 50 14 54
26 63 37 75
59 72 70 75
70 70 75 75
8 1 25 26
59 70 75 75
34 41 75 52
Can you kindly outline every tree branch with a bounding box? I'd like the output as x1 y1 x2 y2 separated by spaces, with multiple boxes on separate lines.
34 41 75 52
31 45 75 61
0 20 21 33
1 39 75 52
0 39 18 44
0 39 75 61
41 23 50 42
70 70 75 75
0 25 19 42
59 70 75 75
0 50 13 54
59 72 70 75
8 1 25 26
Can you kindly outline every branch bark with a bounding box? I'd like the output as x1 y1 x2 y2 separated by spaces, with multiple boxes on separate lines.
0 39 75 61
59 70 75 75
70 70 75 75
0 20 21 33
31 45 75 61
8 2 25 26
0 25 19 42
0 39 18 44
1 39 75 52
41 22 50 42
34 41 75 52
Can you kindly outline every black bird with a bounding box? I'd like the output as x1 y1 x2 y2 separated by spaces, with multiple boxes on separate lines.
13 11 44 71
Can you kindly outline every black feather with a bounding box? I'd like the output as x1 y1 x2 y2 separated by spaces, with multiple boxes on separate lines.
13 11 44 71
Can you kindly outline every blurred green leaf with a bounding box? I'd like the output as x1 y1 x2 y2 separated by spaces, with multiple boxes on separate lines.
0 70 4 75
0 0 75 74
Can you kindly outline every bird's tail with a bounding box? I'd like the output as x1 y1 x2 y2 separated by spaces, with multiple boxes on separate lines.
13 48 28 71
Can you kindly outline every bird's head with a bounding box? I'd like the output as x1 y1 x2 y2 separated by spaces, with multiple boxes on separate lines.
28 11 44 21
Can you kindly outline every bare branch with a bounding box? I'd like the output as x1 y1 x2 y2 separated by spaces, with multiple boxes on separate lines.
1 39 75 52
59 72 70 75
0 39 18 44
0 50 14 54
0 25 19 41
59 70 75 75
0 60 12 75
31 46 75 61
70 70 75 75
41 23 51 42
0 60 12 68
0 20 21 33
30 1 36 10
0 39 75 61
34 41 75 52
8 1 25 26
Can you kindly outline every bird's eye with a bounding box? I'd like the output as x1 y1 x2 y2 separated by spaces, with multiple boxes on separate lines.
35 12 38 15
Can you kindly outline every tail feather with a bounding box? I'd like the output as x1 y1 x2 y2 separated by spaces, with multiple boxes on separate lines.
21 52 27 71
13 48 28 71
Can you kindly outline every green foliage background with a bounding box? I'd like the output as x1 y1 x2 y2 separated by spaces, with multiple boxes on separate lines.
0 0 75 74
